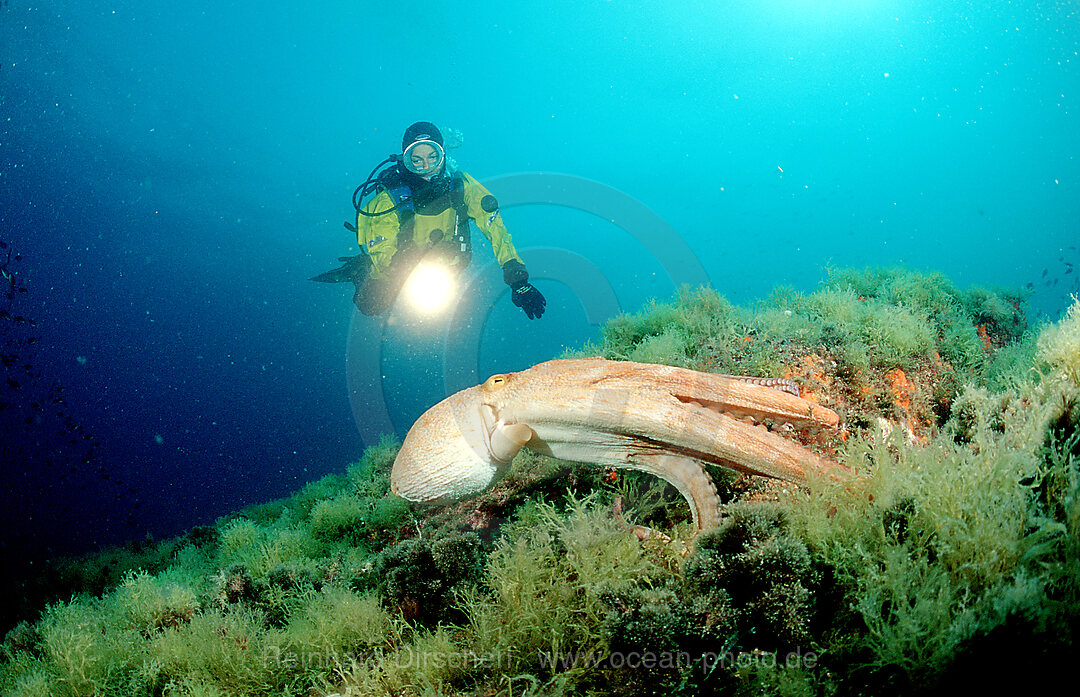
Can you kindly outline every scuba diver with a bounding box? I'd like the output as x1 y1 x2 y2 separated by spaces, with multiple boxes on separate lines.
311 122 546 319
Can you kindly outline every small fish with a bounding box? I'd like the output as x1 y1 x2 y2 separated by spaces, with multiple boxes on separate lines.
1042 268 1049 277
1025 282 1034 289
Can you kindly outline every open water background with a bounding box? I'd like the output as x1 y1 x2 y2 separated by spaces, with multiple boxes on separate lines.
1 0 1077 563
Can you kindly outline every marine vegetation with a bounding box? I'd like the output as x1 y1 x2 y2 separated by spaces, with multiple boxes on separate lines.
2 266 1078 697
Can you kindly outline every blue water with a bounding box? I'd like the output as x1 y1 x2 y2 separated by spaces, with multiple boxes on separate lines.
1 0 1077 562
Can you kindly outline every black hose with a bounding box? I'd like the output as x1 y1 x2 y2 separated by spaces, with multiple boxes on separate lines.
352 155 400 212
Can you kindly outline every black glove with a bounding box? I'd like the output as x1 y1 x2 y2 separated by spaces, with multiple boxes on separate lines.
511 282 546 319
501 259 530 287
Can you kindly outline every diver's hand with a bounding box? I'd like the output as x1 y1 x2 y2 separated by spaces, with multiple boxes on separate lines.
511 282 546 319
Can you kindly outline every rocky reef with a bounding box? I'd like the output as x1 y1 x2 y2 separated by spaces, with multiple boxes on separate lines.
2 267 1077 696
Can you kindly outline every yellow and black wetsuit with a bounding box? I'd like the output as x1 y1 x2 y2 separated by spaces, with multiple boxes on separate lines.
352 170 528 316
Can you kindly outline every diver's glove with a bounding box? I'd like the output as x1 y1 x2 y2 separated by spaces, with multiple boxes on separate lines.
511 282 546 319
501 259 545 319
501 259 530 287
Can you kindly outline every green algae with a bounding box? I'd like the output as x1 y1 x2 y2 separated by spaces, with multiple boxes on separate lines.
2 269 1077 696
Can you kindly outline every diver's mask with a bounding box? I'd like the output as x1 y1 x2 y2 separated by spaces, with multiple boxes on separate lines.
402 139 446 178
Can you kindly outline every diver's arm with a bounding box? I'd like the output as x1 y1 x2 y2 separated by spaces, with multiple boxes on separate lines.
352 191 414 315
462 173 523 267
462 173 545 319
354 240 426 316
357 192 400 280
354 275 397 316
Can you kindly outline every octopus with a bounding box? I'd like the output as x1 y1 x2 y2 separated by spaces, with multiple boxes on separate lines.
390 358 850 532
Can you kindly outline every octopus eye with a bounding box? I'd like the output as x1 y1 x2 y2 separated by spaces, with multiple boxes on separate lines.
484 374 508 389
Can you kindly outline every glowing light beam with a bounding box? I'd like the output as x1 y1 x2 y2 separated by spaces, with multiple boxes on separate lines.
403 263 455 315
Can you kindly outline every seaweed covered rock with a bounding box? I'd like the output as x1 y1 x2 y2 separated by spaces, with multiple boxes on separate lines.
601 582 737 656
308 437 412 547
112 570 200 635
309 493 410 546
373 531 483 624
211 563 261 609
593 583 736 697
578 267 1035 447
4 276 1079 697
684 503 816 650
1 621 41 659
